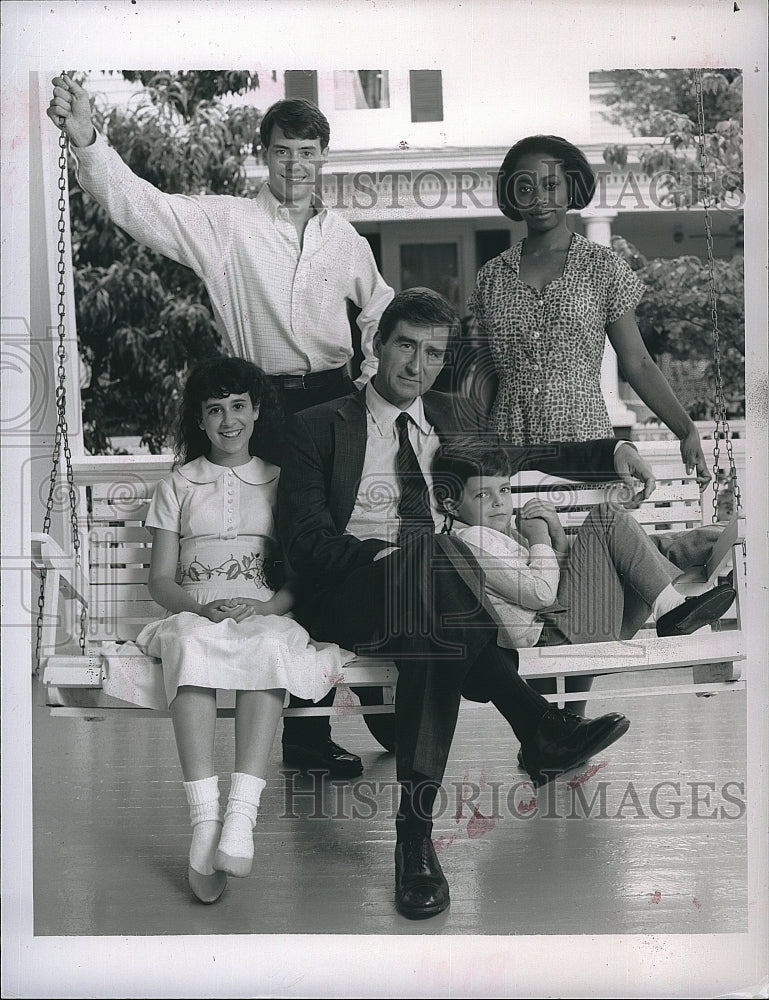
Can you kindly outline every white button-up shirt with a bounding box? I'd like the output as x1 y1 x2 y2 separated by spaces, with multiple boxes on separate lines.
346 382 444 544
73 133 394 380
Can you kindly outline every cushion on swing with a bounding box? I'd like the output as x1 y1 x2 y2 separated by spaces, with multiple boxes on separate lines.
100 641 168 711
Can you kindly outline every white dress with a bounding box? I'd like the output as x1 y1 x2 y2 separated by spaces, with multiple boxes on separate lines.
135 455 353 707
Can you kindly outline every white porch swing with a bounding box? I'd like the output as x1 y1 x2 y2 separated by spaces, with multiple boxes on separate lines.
31 70 747 721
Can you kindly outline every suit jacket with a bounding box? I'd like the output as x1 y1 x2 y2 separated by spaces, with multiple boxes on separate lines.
277 388 622 586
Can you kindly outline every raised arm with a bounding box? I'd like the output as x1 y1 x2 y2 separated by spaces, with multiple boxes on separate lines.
47 74 231 277
351 241 394 386
48 73 98 147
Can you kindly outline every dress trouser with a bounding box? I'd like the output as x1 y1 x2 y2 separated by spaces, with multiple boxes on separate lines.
528 501 680 696
295 532 549 783
274 369 360 748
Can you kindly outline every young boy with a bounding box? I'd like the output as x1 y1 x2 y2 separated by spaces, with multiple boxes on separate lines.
431 440 736 715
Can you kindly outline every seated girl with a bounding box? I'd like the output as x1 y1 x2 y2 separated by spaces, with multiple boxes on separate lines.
136 357 354 905
431 441 735 719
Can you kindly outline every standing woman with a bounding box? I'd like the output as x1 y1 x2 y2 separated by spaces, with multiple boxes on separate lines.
468 134 710 486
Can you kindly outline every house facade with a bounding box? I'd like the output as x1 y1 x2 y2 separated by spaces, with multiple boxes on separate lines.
86 67 744 431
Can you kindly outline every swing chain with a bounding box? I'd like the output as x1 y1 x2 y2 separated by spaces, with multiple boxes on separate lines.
693 69 742 525
35 121 87 669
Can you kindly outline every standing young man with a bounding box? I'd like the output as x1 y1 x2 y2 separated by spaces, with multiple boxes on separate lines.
48 74 395 777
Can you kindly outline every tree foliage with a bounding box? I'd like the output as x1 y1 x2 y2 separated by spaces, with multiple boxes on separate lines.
600 69 744 419
71 71 263 453
601 70 743 210
120 70 261 122
611 236 744 419
599 68 742 135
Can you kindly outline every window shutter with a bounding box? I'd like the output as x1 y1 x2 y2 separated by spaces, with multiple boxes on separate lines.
284 70 319 104
409 70 443 122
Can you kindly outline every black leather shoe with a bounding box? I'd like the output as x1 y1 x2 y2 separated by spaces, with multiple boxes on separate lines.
521 707 630 788
282 738 363 778
656 583 736 637
394 838 450 919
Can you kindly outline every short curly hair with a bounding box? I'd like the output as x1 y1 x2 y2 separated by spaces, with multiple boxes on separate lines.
175 357 284 466
496 134 596 222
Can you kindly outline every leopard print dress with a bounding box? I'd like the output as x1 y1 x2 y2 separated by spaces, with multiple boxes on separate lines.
468 233 645 444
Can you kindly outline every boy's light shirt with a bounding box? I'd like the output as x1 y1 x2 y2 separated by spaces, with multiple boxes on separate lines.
452 518 561 649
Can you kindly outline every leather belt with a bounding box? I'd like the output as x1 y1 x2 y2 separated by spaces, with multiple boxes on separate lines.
268 366 349 390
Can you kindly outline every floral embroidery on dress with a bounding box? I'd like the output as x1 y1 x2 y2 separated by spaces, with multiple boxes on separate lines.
180 552 273 589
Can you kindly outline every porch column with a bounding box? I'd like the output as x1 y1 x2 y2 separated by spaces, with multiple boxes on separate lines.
580 207 637 432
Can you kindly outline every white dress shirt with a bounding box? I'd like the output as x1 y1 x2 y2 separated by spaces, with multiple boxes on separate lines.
72 132 394 379
346 382 444 544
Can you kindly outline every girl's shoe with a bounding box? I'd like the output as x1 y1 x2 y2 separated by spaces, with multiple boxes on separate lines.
213 772 265 877
188 864 227 904
213 845 253 878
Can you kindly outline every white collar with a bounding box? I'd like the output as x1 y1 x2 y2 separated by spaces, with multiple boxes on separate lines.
257 182 328 227
364 381 433 436
176 455 278 486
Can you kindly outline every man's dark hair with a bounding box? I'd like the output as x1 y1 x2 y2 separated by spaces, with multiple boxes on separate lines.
431 439 512 512
260 98 331 151
496 134 596 221
377 286 460 345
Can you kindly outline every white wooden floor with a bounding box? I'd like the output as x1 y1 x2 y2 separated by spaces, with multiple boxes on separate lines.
31 670 748 941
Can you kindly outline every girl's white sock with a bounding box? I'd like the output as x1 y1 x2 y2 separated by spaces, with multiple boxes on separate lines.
651 583 686 621
183 775 222 876
216 772 266 869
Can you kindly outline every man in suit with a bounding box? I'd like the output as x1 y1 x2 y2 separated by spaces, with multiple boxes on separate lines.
278 287 655 920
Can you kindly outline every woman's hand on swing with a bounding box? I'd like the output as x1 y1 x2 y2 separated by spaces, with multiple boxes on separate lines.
47 75 96 147
613 442 656 506
679 426 712 490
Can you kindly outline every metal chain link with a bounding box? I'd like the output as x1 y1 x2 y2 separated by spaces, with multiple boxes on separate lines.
693 69 742 525
35 117 87 669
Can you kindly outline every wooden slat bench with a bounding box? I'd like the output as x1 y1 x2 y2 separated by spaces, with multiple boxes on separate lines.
32 454 747 721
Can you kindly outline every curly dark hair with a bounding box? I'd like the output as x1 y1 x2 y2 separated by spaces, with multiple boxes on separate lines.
174 357 284 466
496 134 596 222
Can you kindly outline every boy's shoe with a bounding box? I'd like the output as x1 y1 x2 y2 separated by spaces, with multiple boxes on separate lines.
656 584 736 637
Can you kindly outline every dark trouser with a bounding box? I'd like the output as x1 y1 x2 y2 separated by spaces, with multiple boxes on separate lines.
274 367 359 748
294 533 551 783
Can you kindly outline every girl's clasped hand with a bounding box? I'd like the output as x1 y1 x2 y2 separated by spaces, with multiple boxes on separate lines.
200 597 280 623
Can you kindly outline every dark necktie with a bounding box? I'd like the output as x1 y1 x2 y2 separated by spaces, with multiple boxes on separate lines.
395 412 433 545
